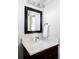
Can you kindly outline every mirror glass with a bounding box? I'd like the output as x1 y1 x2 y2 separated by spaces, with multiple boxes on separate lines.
28 10 40 31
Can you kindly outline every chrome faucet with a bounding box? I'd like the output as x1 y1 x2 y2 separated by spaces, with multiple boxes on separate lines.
35 36 40 42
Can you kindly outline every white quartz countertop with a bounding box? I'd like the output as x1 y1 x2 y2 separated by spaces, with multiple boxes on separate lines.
22 35 59 56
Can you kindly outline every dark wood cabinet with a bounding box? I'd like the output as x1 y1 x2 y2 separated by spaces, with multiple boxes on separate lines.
23 44 59 59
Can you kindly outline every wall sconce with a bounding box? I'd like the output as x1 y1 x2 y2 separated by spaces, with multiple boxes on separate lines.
43 23 49 39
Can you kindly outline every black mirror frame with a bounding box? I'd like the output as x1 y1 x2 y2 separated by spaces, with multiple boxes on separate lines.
24 6 43 34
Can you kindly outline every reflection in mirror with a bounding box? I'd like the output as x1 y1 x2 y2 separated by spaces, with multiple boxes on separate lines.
28 10 40 31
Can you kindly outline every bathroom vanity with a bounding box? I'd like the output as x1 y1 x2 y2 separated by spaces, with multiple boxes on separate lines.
22 35 59 59
22 6 59 59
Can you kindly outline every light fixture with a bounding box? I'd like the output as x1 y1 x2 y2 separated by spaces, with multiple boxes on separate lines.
27 0 45 9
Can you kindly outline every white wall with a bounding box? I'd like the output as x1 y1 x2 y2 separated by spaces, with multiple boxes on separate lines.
43 0 60 43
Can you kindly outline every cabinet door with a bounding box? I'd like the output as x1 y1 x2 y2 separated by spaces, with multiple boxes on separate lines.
31 45 58 59
23 45 58 59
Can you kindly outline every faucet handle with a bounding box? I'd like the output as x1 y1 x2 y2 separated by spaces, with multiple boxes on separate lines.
36 36 40 39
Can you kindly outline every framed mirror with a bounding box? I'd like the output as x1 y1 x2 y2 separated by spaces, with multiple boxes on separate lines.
24 6 42 34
